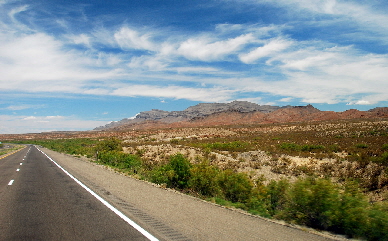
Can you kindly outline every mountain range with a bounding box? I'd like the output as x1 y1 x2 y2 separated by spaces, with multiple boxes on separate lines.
94 101 388 131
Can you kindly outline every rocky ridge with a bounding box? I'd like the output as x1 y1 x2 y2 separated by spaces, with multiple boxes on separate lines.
94 101 288 130
95 101 388 131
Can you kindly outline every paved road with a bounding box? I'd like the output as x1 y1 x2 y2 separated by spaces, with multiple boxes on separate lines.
0 145 152 241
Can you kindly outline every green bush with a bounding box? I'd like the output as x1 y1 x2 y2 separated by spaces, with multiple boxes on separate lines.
189 161 220 197
149 154 192 189
366 203 388 241
168 154 192 189
280 143 325 153
96 137 122 153
279 143 299 152
149 165 174 185
382 144 388 151
355 143 368 149
325 181 368 237
202 141 249 152
379 152 388 166
267 179 290 216
281 177 340 230
98 151 142 174
301 144 325 152
217 169 253 203
246 178 271 217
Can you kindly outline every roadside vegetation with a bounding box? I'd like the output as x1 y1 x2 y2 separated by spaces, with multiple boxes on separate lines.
0 143 25 156
10 119 388 240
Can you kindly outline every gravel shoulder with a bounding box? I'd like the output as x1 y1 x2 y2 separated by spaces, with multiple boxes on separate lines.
40 147 348 241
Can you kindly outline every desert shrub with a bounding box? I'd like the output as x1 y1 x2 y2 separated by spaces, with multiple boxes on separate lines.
366 202 388 241
98 151 142 174
271 177 388 240
280 143 326 153
149 154 192 189
202 141 249 152
168 154 192 189
170 139 179 144
373 152 388 166
149 165 174 185
267 179 290 216
280 177 340 230
217 169 253 203
279 142 299 152
189 161 220 197
301 144 325 152
246 178 271 217
96 137 122 153
355 143 368 149
382 144 388 151
329 181 369 238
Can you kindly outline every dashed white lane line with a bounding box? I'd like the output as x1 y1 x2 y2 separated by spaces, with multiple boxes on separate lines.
8 180 14 185
36 146 159 241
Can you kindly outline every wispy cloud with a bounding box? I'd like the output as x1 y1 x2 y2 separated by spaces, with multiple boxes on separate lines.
114 27 156 51
5 104 44 111
177 33 255 61
0 115 107 134
239 38 292 64
111 85 233 102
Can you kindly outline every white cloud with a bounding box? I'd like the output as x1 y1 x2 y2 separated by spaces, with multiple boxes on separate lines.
114 27 156 51
175 67 219 73
67 34 91 47
0 115 107 134
279 97 294 102
347 100 371 105
8 5 28 27
239 38 292 64
6 104 44 111
257 0 388 43
111 85 233 102
23 116 37 120
128 55 168 71
177 33 255 61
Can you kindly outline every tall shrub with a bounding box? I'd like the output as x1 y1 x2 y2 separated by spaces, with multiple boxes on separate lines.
217 169 253 203
98 151 142 174
150 154 192 189
189 161 220 197
168 154 192 189
281 177 340 230
267 179 290 216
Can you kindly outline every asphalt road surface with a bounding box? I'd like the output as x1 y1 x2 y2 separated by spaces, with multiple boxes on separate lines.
0 145 153 241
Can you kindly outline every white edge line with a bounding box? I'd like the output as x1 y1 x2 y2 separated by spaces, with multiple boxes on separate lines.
8 180 14 185
35 146 159 241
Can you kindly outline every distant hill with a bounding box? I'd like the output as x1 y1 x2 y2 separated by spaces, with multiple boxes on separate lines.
94 101 388 131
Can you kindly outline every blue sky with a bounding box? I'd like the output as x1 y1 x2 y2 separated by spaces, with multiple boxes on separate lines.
1 0 387 134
